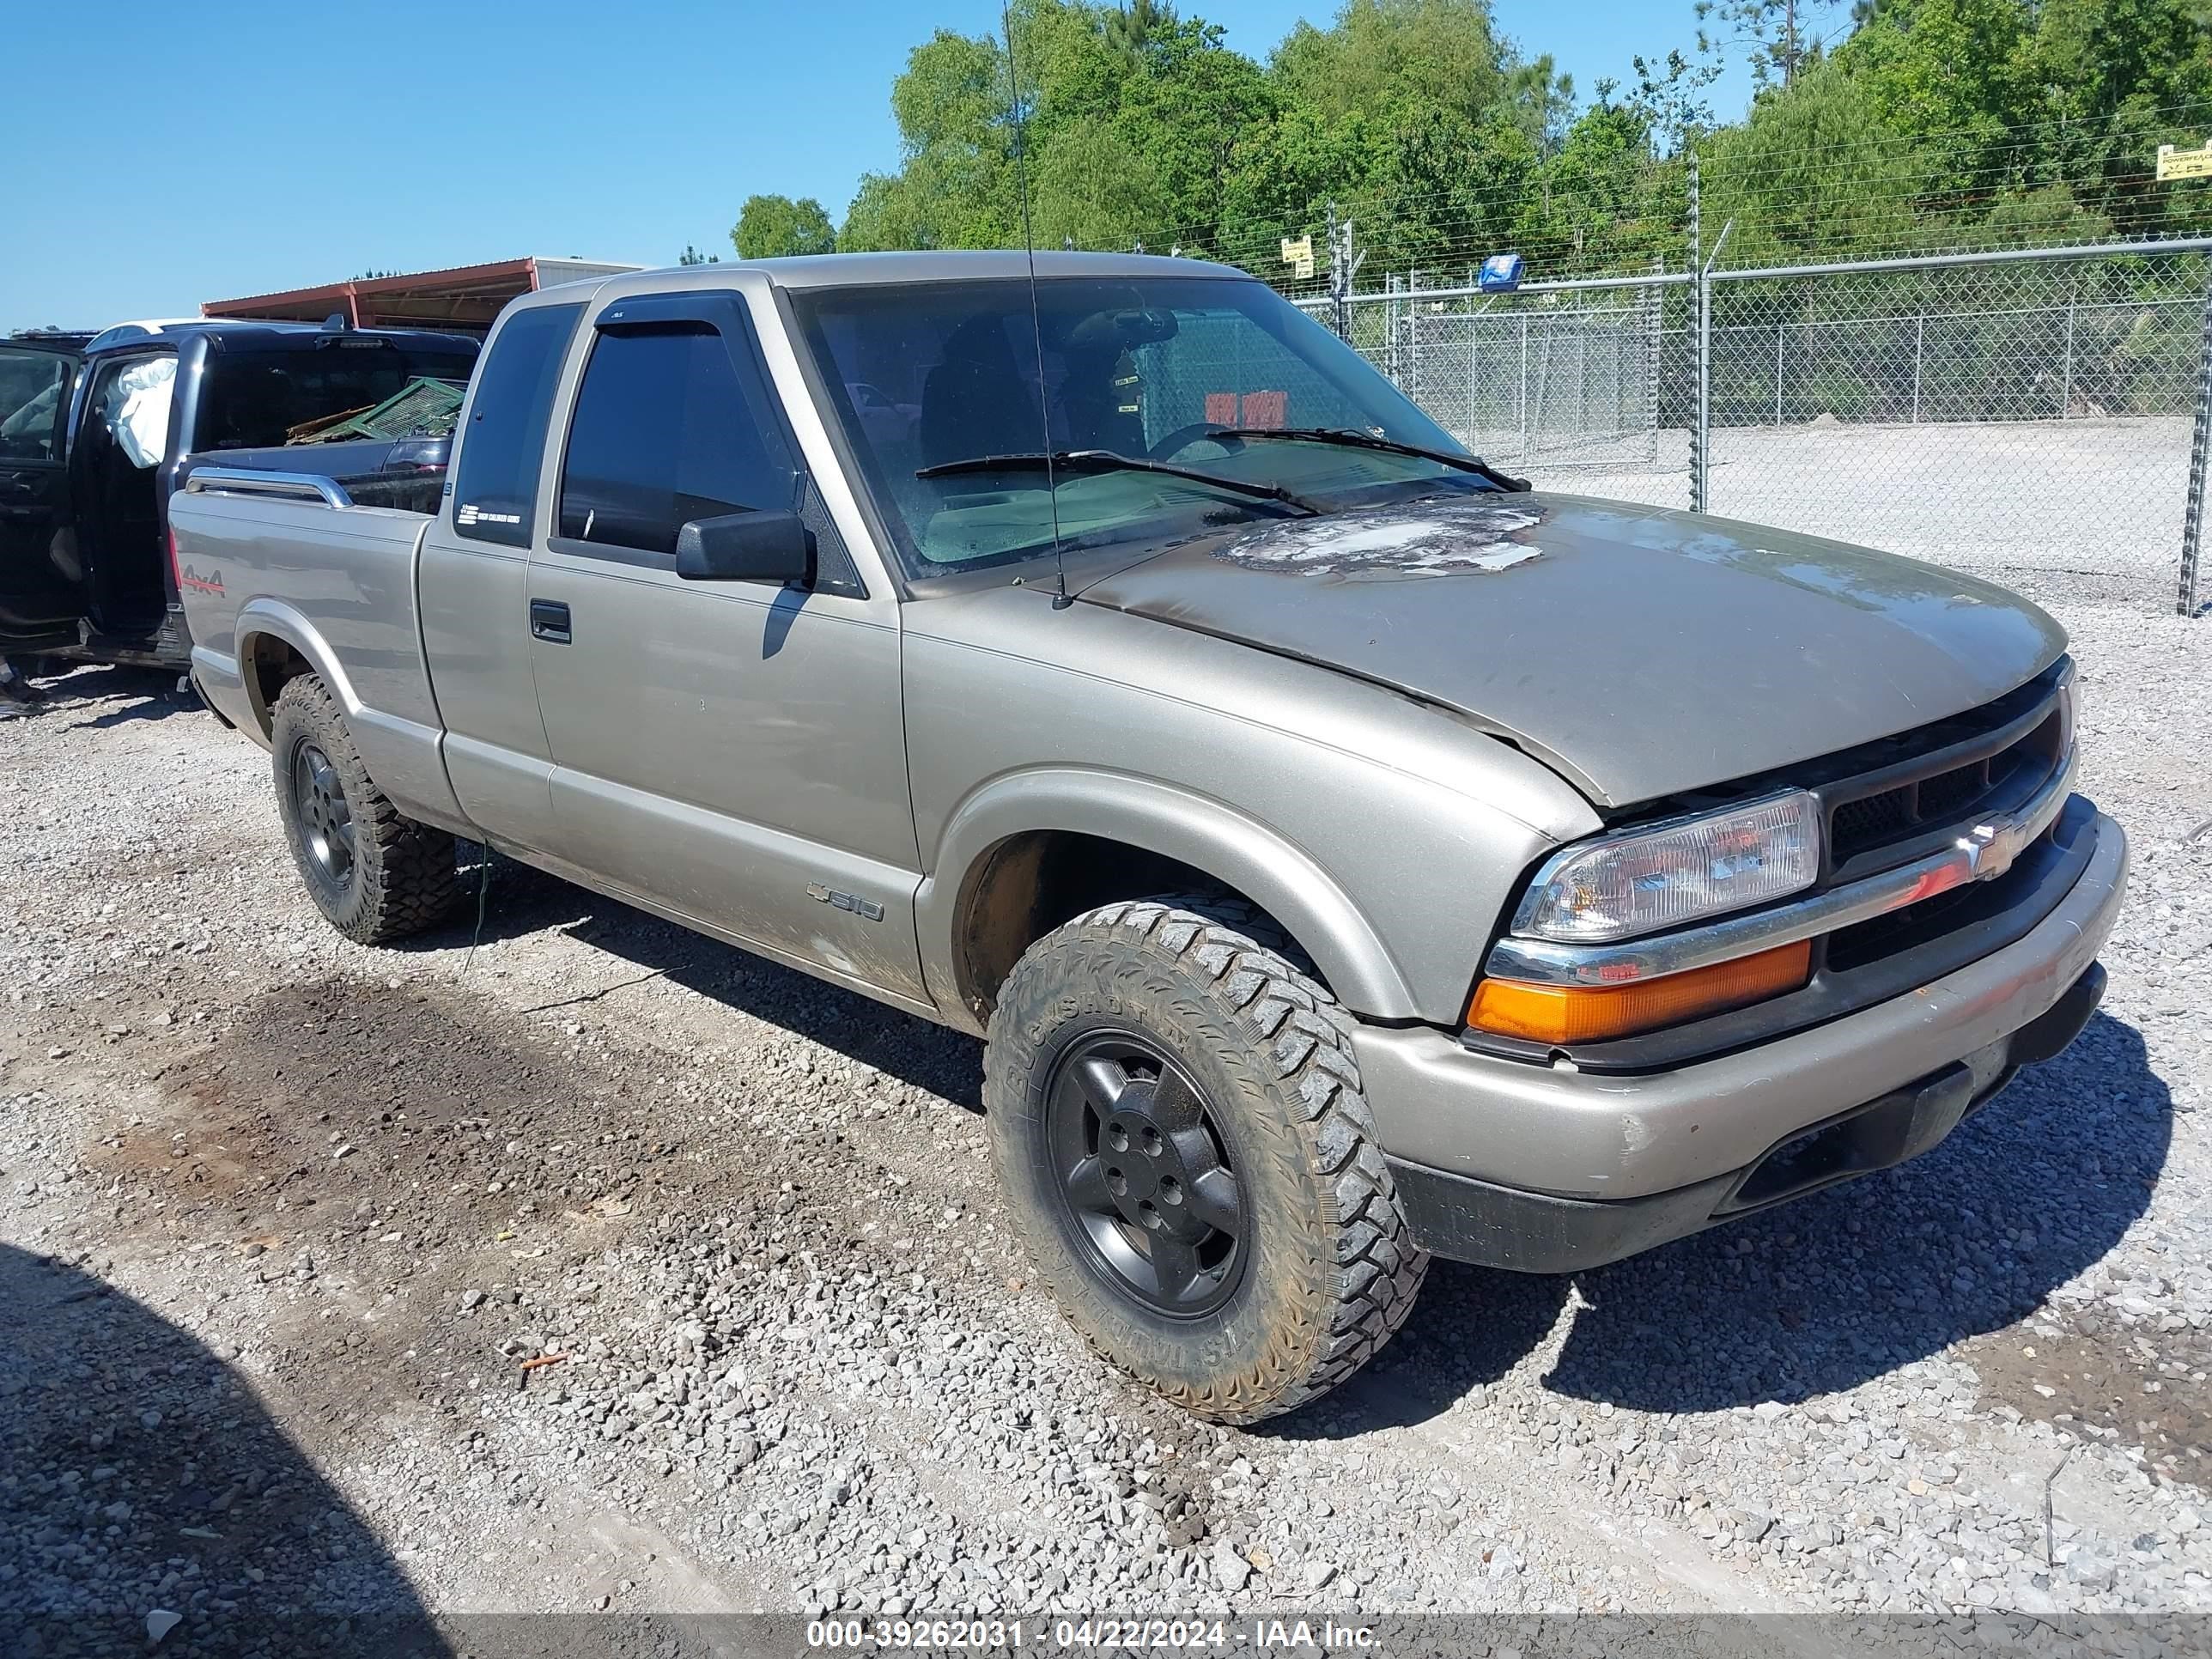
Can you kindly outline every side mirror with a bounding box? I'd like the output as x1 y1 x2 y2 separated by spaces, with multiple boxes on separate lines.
675 509 813 586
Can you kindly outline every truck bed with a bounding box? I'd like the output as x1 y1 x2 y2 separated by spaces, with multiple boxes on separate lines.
177 436 451 516
167 475 458 826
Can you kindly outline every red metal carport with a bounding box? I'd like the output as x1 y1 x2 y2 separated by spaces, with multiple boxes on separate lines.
202 257 642 332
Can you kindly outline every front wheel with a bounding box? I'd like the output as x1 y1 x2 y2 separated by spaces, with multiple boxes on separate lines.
270 675 460 945
984 899 1428 1423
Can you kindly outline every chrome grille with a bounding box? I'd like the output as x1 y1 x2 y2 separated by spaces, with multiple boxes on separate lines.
1823 705 2065 872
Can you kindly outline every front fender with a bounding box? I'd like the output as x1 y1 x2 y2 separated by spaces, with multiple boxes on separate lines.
915 767 1419 1030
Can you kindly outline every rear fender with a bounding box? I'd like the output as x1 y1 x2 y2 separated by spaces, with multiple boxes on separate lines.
233 598 356 740
232 598 469 833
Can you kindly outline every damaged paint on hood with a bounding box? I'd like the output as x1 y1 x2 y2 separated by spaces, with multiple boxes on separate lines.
1212 496 1547 577
1076 492 2068 806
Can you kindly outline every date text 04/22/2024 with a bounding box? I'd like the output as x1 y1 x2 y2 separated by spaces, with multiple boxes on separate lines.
804 1618 1380 1650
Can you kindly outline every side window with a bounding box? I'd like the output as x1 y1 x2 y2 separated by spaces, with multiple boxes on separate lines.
452 302 582 547
0 349 70 463
557 322 795 556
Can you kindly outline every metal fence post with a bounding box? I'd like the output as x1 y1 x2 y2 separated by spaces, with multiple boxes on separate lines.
1774 322 1784 426
1327 205 1352 343
1385 271 1401 386
1407 269 1420 405
1696 219 1732 515
1647 256 1663 466
1687 152 1703 510
1519 313 1530 455
2179 271 2212 617
1468 303 1480 448
1911 313 1924 424
2060 277 2077 419
1694 263 1712 511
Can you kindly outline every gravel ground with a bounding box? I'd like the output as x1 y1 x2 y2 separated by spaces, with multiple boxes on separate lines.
1 575 2208 1656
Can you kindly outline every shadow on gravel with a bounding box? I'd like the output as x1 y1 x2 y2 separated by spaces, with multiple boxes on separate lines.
5 665 198 730
0 1246 447 1659
1295 1012 2170 1433
407 855 988 1109
395 855 2170 1430
1547 1010 2171 1413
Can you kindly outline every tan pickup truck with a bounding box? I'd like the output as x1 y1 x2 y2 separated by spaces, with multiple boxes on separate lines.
170 252 2125 1421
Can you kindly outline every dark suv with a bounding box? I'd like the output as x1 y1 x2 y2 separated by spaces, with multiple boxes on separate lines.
0 319 476 675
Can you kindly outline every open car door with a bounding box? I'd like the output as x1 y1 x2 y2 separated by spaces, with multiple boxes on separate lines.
0 338 86 652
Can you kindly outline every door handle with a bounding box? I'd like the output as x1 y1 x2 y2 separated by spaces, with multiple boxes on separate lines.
530 599 571 644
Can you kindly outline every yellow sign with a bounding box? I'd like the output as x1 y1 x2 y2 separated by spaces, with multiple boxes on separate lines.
2157 142 2212 180
1279 234 1316 279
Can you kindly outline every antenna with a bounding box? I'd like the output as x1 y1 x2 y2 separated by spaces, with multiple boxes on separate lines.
999 3 1070 608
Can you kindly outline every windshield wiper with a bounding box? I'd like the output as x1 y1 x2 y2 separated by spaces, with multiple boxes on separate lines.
915 449 1322 515
1208 426 1531 493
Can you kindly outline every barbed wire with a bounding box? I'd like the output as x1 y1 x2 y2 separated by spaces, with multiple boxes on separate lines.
1060 94 2212 289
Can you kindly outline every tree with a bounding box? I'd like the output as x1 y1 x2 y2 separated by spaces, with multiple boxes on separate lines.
1698 0 1850 89
818 0 2209 288
731 194 838 259
1618 47 1722 155
678 244 720 265
1104 0 1177 58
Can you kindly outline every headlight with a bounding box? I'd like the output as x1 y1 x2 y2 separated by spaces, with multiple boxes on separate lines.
1512 790 1822 944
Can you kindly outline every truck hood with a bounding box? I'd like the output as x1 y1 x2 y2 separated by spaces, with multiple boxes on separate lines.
1075 493 2066 806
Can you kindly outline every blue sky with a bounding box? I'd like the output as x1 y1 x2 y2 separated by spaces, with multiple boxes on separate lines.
4 0 1747 332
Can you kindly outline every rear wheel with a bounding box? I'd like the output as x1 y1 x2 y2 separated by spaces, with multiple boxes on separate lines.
270 676 460 944
985 898 1428 1423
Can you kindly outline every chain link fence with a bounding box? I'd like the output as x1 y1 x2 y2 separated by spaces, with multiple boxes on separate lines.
1297 240 2212 616
1702 249 2209 608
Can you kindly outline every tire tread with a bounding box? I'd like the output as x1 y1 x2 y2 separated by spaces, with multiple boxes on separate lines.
270 676 460 945
987 896 1428 1423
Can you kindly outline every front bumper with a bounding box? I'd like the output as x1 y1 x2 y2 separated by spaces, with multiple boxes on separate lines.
1355 803 2128 1272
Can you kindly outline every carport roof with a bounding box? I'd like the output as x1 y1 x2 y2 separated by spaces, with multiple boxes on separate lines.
201 257 644 331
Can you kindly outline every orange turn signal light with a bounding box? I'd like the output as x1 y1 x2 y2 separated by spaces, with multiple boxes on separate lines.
1467 940 1813 1044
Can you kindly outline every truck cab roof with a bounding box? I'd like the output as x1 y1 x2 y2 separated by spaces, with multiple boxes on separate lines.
83 319 479 359
522 249 1246 311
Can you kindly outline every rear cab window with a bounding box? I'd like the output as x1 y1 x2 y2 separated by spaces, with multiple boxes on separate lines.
198 343 477 453
453 304 585 546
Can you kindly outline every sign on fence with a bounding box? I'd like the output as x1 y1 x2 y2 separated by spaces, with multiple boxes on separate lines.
2157 143 2212 181
1279 235 1316 279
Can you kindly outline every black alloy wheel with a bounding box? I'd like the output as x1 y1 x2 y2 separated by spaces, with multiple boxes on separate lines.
1044 1030 1246 1317
290 738 356 891
268 674 461 945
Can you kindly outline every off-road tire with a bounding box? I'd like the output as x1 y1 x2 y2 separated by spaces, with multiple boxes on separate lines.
270 675 460 945
985 897 1429 1423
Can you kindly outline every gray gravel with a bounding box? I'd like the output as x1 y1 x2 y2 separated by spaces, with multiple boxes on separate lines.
0 580 2207 1650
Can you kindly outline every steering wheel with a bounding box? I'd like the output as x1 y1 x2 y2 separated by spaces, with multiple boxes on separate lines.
1146 423 1243 462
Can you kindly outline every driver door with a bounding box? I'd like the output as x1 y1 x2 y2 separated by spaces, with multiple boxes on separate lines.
0 340 85 651
524 289 929 1006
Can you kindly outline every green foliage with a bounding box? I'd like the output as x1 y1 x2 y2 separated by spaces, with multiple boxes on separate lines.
732 194 838 259
743 0 2212 285
830 0 1658 278
1700 0 2212 262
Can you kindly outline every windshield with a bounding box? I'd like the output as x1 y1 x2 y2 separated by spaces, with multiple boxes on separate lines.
792 276 1488 574
198 345 477 451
